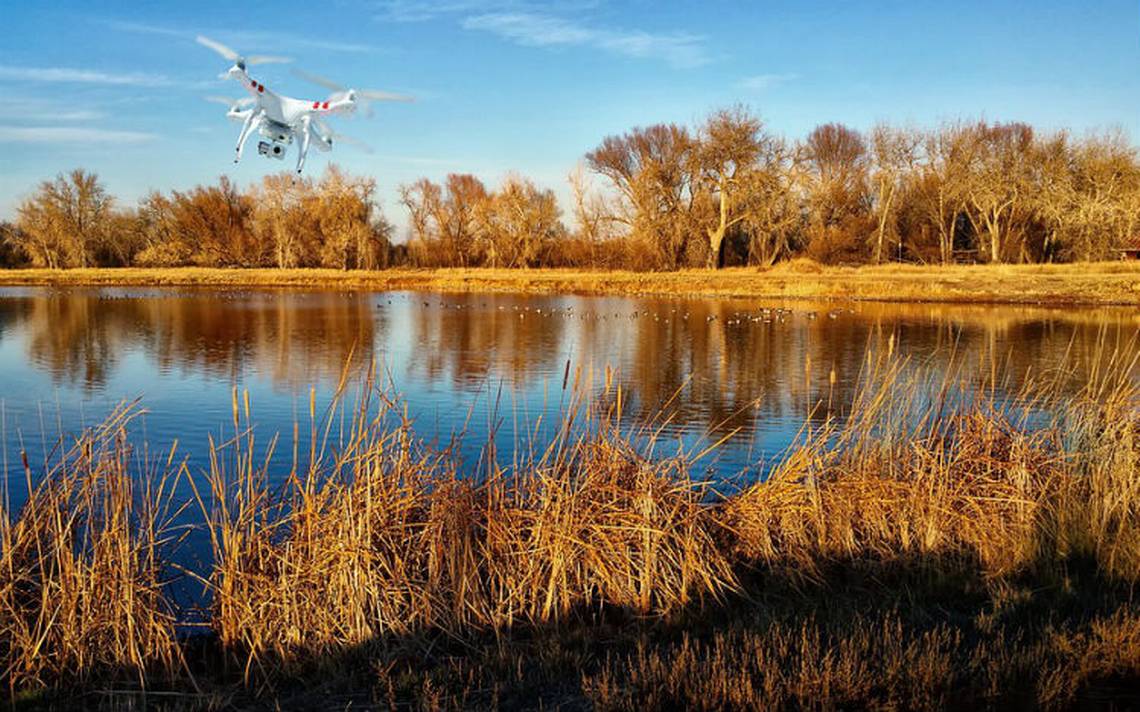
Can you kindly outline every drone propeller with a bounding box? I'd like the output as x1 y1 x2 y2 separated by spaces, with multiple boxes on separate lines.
293 68 413 117
315 118 374 154
204 95 255 109
196 35 291 73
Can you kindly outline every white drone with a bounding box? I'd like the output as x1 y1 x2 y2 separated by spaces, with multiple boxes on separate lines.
197 35 413 174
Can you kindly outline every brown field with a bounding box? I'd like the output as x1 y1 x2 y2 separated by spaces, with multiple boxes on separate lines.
3 260 1140 305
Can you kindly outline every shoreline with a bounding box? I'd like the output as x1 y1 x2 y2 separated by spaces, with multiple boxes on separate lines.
2 262 1140 305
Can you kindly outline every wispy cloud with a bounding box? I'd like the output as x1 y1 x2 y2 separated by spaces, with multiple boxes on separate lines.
463 12 710 68
738 73 798 91
101 19 383 54
0 126 157 144
375 2 707 68
7 100 106 122
0 65 173 87
375 0 517 23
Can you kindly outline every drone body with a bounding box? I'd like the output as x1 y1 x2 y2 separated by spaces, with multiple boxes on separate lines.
198 35 412 174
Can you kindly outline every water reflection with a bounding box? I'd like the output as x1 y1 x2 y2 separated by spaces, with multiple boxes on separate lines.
2 289 379 391
0 287 1137 470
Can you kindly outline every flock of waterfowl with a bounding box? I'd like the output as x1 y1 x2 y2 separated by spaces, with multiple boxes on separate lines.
382 295 855 325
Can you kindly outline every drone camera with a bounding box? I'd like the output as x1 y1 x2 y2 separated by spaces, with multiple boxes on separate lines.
257 141 287 160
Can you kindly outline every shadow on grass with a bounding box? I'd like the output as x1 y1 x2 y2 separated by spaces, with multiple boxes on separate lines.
24 547 1139 711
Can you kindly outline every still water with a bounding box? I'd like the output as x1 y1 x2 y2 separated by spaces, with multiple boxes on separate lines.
1 286 1138 511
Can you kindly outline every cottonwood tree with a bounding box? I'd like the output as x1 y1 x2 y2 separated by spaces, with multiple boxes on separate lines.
800 123 872 263
398 175 488 266
0 222 28 267
169 177 260 266
253 173 319 268
963 122 1035 263
868 124 919 262
741 139 801 266
915 124 974 264
15 169 114 268
696 106 765 268
1066 130 1140 260
566 164 620 267
399 178 442 264
439 174 488 267
134 192 185 266
475 176 563 268
587 123 701 269
314 166 387 270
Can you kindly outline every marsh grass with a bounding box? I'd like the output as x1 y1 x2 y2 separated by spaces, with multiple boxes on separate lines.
0 405 187 695
2 344 1139 708
197 369 735 671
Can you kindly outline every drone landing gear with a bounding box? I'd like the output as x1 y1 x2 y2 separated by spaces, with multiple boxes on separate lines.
295 115 312 175
234 108 263 163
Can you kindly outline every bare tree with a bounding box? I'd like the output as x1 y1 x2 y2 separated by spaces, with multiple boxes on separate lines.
963 122 1035 263
916 124 974 264
587 123 700 269
15 169 114 268
868 124 919 262
440 174 488 267
475 175 564 268
399 179 442 265
1066 130 1140 260
696 106 765 268
800 123 871 263
741 139 801 266
254 173 317 268
315 166 381 270
0 222 29 267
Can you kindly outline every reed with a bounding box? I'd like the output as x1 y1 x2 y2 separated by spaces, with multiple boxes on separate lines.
720 347 1140 585
0 405 185 695
197 376 735 668
0 345 1137 707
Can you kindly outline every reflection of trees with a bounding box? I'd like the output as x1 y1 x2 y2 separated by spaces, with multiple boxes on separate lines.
408 293 566 389
22 293 121 388
13 290 379 390
2 288 1137 436
575 298 1139 437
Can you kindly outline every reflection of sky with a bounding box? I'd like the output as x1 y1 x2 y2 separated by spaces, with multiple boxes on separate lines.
2 287 1139 518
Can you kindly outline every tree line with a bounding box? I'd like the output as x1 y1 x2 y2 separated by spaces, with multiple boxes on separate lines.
3 109 1139 270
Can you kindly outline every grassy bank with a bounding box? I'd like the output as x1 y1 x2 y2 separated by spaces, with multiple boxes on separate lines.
2 260 1140 305
3 354 1140 709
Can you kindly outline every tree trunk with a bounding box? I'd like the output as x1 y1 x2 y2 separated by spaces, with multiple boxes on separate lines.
707 229 725 269
707 178 729 269
874 185 894 263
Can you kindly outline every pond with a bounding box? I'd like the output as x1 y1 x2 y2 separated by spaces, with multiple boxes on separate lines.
1 285 1138 512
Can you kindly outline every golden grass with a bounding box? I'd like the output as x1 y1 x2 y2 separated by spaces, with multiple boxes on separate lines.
582 607 1140 711
198 377 734 668
2 261 1140 305
0 406 185 694
1 348 1139 706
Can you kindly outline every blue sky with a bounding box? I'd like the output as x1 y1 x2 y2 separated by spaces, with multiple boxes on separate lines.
1 0 1137 233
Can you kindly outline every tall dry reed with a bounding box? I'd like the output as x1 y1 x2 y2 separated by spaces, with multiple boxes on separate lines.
197 376 734 669
2 343 1138 705
0 405 184 694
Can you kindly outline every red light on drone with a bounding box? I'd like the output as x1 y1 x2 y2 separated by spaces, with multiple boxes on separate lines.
322 101 329 110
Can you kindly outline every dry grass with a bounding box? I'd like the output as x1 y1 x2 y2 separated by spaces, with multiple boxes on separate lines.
2 261 1140 305
198 377 734 669
581 606 1140 711
0 406 185 696
1 347 1139 707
